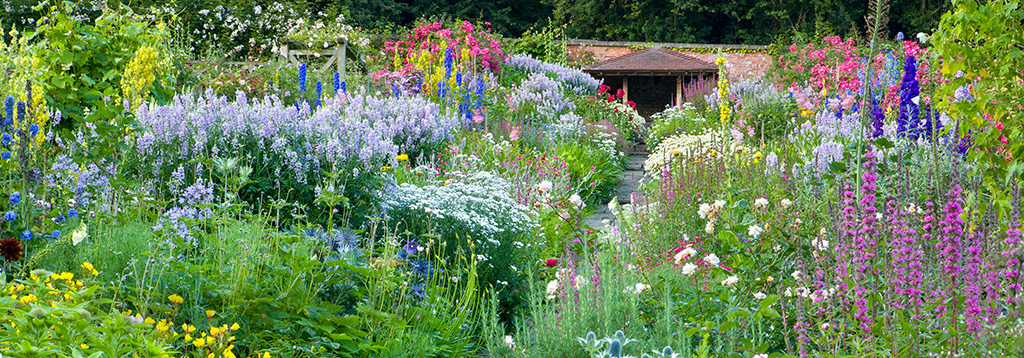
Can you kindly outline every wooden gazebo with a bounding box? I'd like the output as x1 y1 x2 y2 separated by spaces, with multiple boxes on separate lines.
584 47 717 117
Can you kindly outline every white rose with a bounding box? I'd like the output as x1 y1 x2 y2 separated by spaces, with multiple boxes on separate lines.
681 263 698 276
703 253 720 266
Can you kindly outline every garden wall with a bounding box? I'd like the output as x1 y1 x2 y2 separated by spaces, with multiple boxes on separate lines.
566 39 773 81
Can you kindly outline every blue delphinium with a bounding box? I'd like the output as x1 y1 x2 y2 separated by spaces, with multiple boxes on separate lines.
896 32 904 41
340 80 347 93
333 72 341 94
21 230 31 241
3 211 15 222
50 229 61 239
9 192 19 205
897 55 920 139
2 133 10 145
1 151 10 160
68 208 78 219
443 47 454 79
3 96 13 126
29 123 39 137
16 101 25 123
316 81 323 108
455 72 463 87
298 63 307 92
475 75 486 109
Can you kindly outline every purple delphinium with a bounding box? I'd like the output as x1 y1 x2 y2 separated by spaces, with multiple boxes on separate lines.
871 101 885 138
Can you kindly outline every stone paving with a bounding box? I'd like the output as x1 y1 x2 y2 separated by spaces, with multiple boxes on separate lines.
584 151 648 231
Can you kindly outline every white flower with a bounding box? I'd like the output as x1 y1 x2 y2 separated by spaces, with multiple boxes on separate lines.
754 197 769 209
753 292 767 300
821 323 830 330
569 194 584 208
673 247 697 264
713 200 725 211
704 221 715 234
546 280 560 296
874 212 883 220
537 180 553 193
791 270 802 281
681 263 698 276
916 32 928 43
721 275 739 287
747 224 763 238
504 335 515 348
754 354 768 358
697 203 712 219
625 283 651 294
811 238 829 251
780 198 793 210
71 224 89 246
703 253 720 266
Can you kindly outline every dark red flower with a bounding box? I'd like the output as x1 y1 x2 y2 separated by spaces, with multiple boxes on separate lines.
0 237 24 262
545 259 558 268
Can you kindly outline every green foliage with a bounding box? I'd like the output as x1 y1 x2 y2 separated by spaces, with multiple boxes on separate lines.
932 0 1024 199
0 272 175 357
646 104 709 150
510 21 569 64
30 1 173 125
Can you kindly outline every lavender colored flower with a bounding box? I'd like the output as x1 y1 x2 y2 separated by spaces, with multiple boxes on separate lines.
871 101 885 138
503 54 602 94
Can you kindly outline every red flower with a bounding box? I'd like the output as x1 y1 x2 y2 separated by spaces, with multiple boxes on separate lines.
616 88 624 99
0 237 24 262
545 259 559 268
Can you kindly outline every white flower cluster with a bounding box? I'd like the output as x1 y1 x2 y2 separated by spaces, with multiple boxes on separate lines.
646 102 704 149
643 129 719 174
384 171 536 247
697 199 725 233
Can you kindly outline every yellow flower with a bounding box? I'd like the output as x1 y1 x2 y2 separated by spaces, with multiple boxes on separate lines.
168 294 184 305
184 334 193 342
80 343 89 349
263 352 271 358
715 56 726 66
754 152 762 159
205 310 215 319
672 150 680 156
80 262 98 276
231 322 240 331
19 294 37 304
182 323 196 333
396 154 409 161
144 317 156 325
193 337 206 348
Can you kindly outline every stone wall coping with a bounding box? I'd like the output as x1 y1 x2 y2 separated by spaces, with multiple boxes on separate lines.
565 39 770 51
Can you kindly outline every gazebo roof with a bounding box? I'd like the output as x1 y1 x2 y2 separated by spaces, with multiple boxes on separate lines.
584 47 718 76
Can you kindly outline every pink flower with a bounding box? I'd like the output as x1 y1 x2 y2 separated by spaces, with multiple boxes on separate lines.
509 126 521 141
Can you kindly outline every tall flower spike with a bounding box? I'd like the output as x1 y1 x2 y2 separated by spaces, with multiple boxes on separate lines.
316 81 322 108
298 63 307 92
333 72 340 95
4 96 13 127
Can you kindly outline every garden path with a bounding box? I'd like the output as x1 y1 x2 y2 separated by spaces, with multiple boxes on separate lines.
584 149 648 232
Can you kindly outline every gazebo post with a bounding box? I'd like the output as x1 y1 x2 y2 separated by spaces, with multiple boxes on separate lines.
622 76 629 103
676 75 683 108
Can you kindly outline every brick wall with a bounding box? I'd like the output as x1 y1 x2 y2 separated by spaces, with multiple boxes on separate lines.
566 40 772 81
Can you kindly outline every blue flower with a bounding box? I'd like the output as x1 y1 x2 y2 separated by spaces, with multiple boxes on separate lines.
29 124 38 137
896 32 904 41
298 63 307 92
9 191 19 205
1 151 9 160
16 101 24 123
20 230 31 241
3 96 13 126
316 81 323 108
410 282 426 300
333 72 341 94
68 208 78 219
50 230 61 239
3 211 15 222
410 259 433 278
2 132 10 145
